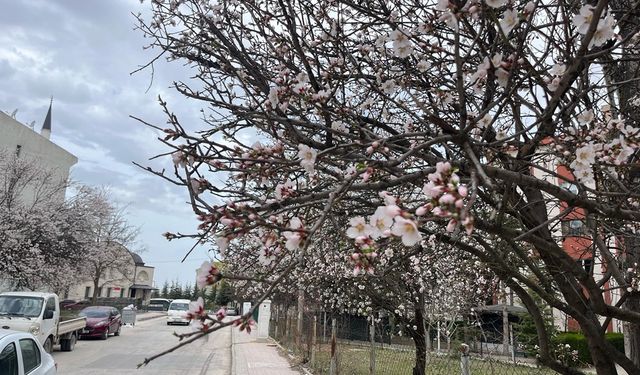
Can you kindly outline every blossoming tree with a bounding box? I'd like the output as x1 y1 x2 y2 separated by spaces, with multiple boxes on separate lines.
136 0 640 373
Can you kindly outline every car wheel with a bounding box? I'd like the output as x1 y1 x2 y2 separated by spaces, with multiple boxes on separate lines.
101 330 108 340
61 334 77 352
114 325 121 336
43 337 53 354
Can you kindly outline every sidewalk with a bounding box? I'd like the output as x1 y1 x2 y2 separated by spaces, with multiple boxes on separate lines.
231 324 301 375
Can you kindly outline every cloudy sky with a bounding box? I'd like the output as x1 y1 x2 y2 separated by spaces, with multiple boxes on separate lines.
0 0 212 287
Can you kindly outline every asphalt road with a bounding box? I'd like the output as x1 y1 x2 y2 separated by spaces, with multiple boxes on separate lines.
52 315 231 375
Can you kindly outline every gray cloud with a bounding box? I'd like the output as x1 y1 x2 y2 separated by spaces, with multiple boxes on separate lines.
0 0 209 285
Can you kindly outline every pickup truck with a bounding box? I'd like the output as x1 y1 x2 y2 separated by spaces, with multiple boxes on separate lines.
0 291 86 353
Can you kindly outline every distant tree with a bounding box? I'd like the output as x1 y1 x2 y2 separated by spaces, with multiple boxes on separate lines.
169 280 183 300
215 281 234 307
205 287 217 309
76 187 141 305
183 283 193 300
160 281 169 298
192 284 199 301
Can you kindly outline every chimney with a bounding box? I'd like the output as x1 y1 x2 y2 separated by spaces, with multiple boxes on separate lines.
41 98 52 140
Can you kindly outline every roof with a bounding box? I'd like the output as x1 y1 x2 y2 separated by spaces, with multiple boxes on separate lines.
0 292 54 299
130 252 145 266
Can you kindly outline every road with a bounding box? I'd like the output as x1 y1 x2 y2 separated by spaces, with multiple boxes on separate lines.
52 315 231 375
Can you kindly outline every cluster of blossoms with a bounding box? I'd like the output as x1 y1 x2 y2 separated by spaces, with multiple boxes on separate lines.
626 262 640 292
196 261 222 289
565 113 640 184
171 146 195 168
572 5 616 48
553 343 580 367
418 162 473 235
184 297 227 332
233 317 256 333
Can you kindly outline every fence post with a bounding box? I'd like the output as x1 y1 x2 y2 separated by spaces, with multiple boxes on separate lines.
330 317 337 375
311 314 317 366
296 289 304 349
460 343 470 375
369 317 375 375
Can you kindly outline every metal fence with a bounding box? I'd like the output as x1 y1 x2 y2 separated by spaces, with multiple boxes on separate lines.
269 306 558 375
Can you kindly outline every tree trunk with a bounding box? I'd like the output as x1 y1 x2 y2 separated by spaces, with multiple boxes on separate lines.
91 278 100 305
625 294 640 367
410 308 427 375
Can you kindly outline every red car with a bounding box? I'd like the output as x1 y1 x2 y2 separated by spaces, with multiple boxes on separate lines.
79 306 122 340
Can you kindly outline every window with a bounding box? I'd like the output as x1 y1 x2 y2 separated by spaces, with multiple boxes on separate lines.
119 288 125 298
561 220 585 236
45 297 55 312
84 286 91 298
107 288 112 298
97 287 103 297
0 296 44 318
19 339 40 374
0 342 18 375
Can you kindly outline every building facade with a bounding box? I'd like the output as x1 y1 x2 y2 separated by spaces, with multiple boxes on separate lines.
66 249 156 305
0 105 77 205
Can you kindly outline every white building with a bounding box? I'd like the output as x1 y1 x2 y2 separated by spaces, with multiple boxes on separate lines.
65 248 156 305
0 103 77 204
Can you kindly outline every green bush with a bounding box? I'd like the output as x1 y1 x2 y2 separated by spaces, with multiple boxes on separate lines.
554 332 625 364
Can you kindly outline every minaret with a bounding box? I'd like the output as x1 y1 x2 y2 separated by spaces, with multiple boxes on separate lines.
41 97 52 140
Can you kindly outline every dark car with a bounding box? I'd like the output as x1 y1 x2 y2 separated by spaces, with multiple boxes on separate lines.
79 306 122 340
64 300 92 310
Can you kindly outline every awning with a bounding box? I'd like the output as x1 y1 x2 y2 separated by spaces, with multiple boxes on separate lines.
130 284 158 290
473 304 528 315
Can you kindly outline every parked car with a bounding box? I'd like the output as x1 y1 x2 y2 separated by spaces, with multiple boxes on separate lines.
62 300 91 311
0 292 86 353
166 299 190 325
147 298 171 312
226 308 237 316
0 330 57 374
78 306 122 340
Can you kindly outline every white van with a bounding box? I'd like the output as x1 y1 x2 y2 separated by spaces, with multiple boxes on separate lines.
166 299 191 325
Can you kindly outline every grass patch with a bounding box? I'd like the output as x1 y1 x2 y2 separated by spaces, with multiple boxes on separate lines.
305 343 557 375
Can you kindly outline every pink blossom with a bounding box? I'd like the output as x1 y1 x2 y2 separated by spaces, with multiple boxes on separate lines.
346 216 372 238
196 261 222 288
215 308 226 321
499 9 519 35
391 217 422 246
423 181 443 199
297 144 317 173
436 161 452 174
572 5 594 35
185 297 205 320
369 207 394 239
438 193 457 205
458 185 468 197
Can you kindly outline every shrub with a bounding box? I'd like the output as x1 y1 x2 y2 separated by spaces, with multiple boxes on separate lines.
554 332 625 364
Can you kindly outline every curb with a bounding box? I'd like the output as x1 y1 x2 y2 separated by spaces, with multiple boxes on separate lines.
137 312 167 322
